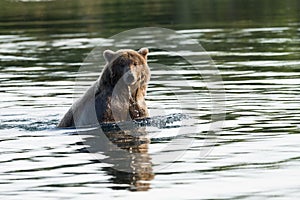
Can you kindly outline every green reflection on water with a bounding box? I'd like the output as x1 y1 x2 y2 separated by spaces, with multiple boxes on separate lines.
1 0 300 36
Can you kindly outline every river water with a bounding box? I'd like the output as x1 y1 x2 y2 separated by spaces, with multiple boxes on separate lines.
0 0 300 199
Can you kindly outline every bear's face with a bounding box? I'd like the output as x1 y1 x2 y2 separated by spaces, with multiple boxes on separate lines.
103 48 150 87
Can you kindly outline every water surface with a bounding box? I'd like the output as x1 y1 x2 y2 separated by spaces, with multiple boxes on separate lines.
0 0 300 199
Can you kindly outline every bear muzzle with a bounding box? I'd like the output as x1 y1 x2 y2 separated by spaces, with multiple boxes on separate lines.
123 72 136 85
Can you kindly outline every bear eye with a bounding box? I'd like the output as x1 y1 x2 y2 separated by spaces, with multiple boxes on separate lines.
133 62 138 67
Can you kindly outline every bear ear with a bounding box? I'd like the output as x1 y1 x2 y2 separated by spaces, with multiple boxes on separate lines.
103 50 115 63
138 48 149 59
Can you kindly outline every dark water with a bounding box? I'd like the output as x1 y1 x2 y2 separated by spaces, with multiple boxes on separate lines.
1 0 300 199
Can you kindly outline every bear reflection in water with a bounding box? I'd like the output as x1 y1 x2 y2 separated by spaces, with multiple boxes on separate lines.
79 125 154 191
77 114 188 191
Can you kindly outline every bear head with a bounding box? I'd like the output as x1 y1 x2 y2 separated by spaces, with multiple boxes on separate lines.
102 48 150 87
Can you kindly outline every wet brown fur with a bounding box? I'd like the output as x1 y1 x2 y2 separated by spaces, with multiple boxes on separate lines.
58 49 150 128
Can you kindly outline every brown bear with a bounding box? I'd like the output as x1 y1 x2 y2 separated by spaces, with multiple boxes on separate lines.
58 48 150 128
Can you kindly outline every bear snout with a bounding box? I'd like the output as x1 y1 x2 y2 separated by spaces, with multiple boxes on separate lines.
123 72 136 85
